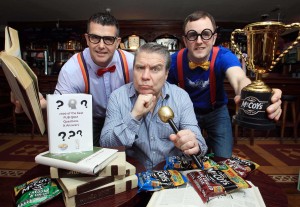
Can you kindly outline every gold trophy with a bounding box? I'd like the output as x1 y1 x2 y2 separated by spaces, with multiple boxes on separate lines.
231 21 300 129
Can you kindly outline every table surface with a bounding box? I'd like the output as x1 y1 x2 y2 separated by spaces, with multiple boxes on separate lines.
13 159 288 207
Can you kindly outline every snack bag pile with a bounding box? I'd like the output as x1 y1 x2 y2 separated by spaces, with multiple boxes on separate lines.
137 170 187 192
165 154 259 178
164 154 260 203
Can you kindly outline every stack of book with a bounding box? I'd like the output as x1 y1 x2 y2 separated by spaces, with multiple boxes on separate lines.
35 148 138 206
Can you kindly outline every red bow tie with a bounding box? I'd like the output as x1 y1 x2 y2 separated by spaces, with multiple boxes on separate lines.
97 65 116 76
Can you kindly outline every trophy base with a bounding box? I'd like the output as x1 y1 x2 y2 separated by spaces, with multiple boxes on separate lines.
233 114 276 130
234 85 276 130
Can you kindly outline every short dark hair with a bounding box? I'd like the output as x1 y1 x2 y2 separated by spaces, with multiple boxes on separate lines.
87 12 120 36
134 42 171 71
183 11 216 32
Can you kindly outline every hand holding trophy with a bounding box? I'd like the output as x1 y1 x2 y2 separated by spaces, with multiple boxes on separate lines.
231 21 300 129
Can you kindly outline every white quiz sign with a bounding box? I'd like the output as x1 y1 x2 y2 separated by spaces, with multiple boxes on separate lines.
47 94 93 153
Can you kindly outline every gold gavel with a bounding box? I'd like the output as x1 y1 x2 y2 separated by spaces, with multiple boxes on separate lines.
158 106 203 169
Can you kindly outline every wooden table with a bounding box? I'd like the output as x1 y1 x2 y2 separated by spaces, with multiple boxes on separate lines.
13 159 288 207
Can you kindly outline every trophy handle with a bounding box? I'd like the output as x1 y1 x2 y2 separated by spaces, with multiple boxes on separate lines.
270 23 300 71
230 29 250 70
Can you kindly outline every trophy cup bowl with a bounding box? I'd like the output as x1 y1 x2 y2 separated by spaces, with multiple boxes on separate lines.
231 21 300 130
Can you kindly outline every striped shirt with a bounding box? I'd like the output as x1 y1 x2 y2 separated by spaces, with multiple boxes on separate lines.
100 82 207 170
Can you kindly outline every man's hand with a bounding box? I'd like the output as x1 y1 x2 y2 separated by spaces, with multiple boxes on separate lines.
169 129 200 155
131 94 157 120
266 88 282 121
39 93 47 109
10 91 47 113
234 88 282 121
10 92 23 113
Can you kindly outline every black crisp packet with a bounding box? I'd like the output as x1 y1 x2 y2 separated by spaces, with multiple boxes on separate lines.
164 155 217 170
14 176 62 207
164 155 195 170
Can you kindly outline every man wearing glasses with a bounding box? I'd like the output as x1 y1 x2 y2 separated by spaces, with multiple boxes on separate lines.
167 11 282 159
54 12 134 146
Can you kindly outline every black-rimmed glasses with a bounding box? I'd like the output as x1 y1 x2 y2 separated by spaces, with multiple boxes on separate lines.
87 34 117 45
185 29 216 41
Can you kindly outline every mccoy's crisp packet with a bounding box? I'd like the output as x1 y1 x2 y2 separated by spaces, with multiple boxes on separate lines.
14 177 62 207
164 154 217 171
137 170 187 192
218 155 260 178
187 164 250 203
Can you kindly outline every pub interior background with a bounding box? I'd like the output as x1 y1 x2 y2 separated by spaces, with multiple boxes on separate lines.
0 0 299 137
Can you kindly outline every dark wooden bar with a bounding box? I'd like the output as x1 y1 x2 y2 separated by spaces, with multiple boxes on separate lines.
1 20 299 135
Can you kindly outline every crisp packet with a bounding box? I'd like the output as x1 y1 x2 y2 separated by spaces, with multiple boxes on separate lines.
187 164 250 203
14 177 62 207
164 155 195 170
201 155 218 170
218 155 260 178
164 155 216 170
137 170 187 192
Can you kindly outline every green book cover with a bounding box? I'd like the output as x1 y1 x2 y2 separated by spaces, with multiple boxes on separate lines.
42 147 102 163
35 147 118 175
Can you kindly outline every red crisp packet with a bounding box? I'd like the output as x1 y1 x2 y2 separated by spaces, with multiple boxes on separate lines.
187 165 249 203
187 170 225 203
218 155 260 178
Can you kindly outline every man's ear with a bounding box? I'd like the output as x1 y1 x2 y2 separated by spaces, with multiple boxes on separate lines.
182 36 188 48
116 37 121 49
84 34 90 47
212 34 217 45
165 69 169 80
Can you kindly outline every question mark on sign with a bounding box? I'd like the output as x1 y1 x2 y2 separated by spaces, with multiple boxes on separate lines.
56 100 64 109
77 130 82 137
68 131 75 139
58 132 66 141
81 100 87 108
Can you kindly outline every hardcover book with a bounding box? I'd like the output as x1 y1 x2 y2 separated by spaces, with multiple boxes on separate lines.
61 175 138 207
57 160 136 197
35 147 118 175
50 151 127 178
0 27 45 134
58 175 124 197
124 161 136 177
